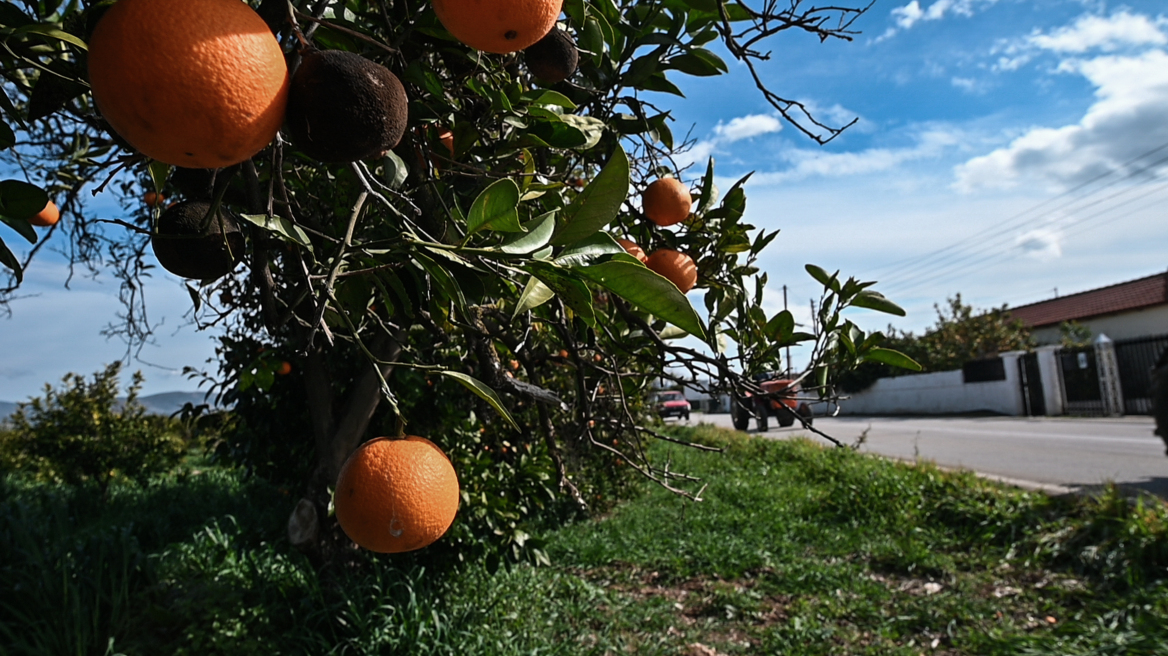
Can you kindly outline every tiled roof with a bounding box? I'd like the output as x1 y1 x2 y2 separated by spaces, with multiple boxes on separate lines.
1008 271 1168 327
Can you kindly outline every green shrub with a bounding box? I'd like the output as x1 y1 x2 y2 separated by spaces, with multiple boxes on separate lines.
1 363 186 494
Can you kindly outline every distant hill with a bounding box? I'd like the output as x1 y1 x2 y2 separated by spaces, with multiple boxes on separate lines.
0 391 217 423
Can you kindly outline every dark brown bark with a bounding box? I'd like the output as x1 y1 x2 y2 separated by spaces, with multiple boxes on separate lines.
288 328 404 566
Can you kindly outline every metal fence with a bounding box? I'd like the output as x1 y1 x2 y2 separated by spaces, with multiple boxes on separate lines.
1115 334 1168 415
1058 346 1106 416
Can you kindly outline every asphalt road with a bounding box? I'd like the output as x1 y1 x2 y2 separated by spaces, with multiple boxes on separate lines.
686 412 1168 497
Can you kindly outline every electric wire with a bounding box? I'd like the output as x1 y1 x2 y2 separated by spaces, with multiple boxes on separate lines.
865 140 1168 284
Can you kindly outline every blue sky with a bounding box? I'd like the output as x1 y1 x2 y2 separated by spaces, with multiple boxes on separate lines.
3 0 1168 400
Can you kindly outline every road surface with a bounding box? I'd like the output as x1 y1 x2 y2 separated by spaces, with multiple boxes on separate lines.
685 412 1168 497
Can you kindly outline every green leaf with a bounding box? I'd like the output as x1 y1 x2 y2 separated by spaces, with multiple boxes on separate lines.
513 276 555 317
666 50 727 76
639 73 685 97
499 211 556 254
238 214 313 251
576 257 706 339
850 290 907 317
696 157 718 214
416 253 468 319
764 310 794 340
0 119 13 150
438 370 520 431
521 89 577 109
529 264 595 327
0 216 37 244
148 161 171 193
622 51 662 87
557 114 605 150
382 150 409 190
0 236 21 283
467 178 522 235
553 232 623 268
528 118 590 149
14 24 88 51
551 146 629 246
805 264 840 293
0 180 48 220
185 283 202 313
862 347 922 371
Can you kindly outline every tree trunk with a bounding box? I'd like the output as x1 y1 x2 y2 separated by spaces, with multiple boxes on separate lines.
286 329 404 565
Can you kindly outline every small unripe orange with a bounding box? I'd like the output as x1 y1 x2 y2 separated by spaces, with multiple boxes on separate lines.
276 361 292 375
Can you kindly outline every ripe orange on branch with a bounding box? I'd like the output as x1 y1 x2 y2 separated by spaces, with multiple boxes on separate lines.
616 237 648 263
334 436 460 554
87 0 289 168
432 0 563 54
646 249 698 293
643 178 692 227
28 201 59 227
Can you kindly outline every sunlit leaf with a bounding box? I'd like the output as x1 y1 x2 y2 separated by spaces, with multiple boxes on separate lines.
467 178 522 234
576 255 705 339
438 370 520 431
239 213 313 251
850 290 907 317
551 146 629 246
513 276 554 317
500 211 556 254
862 347 922 371
805 264 840 293
553 232 622 268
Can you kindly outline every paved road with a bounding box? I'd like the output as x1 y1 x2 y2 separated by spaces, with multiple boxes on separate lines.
685 412 1168 497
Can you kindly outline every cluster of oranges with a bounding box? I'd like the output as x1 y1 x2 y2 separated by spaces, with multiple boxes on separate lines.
28 0 579 277
618 177 699 294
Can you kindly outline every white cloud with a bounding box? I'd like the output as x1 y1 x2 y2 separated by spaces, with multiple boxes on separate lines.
714 114 782 142
878 0 996 41
955 49 1168 191
750 127 962 184
677 112 782 168
951 77 983 93
1015 226 1064 261
1028 11 1167 53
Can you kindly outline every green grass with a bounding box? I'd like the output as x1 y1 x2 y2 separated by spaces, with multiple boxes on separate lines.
2 426 1167 655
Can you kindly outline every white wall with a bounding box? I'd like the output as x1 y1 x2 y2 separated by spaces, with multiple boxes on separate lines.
838 352 1026 416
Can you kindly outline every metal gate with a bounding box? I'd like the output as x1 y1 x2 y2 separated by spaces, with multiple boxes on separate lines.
1114 334 1168 415
1058 347 1106 416
1018 352 1045 416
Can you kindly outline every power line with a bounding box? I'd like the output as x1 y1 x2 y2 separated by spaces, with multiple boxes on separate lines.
878 173 1168 291
878 181 1168 299
865 140 1168 283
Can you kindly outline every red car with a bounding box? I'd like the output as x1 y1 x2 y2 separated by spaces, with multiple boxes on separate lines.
654 390 691 420
732 378 812 431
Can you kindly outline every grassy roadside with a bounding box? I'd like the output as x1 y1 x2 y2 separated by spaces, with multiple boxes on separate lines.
2 424 1166 655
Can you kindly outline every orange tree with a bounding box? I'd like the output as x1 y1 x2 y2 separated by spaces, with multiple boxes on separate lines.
0 0 918 564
